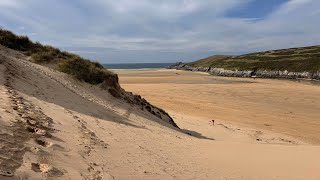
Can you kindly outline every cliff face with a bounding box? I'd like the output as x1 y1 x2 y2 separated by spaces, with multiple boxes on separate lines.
168 62 320 80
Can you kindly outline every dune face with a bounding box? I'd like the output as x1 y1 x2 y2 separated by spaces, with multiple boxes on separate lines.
0 45 320 180
0 29 177 129
0 46 180 179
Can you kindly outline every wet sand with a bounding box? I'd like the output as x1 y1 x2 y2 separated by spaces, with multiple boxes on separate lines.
116 69 320 144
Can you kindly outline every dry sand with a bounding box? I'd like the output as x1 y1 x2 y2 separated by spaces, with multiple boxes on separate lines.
0 45 320 180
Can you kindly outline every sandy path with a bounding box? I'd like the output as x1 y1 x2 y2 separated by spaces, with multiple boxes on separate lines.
116 69 320 144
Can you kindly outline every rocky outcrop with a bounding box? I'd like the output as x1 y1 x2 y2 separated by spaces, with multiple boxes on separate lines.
168 62 320 80
168 62 210 72
209 68 253 77
253 70 320 80
209 68 320 80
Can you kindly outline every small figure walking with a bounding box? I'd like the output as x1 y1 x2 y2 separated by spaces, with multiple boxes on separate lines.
211 120 215 125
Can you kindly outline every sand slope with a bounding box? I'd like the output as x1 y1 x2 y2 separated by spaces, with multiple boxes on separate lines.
0 46 320 179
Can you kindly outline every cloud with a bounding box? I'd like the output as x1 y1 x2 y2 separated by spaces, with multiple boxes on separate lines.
0 0 20 8
0 0 319 63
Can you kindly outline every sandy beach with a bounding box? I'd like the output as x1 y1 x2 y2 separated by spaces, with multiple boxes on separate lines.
1 46 320 179
2 1 320 179
116 69 320 144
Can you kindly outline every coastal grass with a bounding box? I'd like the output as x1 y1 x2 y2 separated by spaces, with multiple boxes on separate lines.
0 28 114 84
188 46 320 72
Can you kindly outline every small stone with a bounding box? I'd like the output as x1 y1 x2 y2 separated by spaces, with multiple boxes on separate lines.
35 128 47 136
27 119 37 126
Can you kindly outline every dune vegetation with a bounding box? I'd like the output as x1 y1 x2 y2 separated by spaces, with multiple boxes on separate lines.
0 28 114 84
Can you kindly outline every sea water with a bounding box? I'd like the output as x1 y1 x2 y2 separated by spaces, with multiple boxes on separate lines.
103 63 175 70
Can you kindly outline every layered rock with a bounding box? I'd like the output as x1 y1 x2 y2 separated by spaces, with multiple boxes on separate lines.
168 62 210 72
168 62 320 80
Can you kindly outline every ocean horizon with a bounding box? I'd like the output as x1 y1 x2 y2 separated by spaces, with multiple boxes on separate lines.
103 63 175 70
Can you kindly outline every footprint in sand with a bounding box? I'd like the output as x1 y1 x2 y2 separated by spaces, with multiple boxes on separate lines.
34 138 65 151
35 138 53 147
29 146 51 156
0 170 14 177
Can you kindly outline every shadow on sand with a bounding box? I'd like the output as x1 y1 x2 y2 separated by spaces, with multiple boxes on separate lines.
181 129 215 140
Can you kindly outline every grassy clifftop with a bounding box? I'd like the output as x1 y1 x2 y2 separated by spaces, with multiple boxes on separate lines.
188 46 320 72
0 28 114 84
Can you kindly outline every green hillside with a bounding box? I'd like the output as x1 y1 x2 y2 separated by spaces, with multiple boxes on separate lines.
188 46 320 72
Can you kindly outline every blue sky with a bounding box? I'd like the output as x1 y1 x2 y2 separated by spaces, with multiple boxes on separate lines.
226 0 289 18
0 0 319 63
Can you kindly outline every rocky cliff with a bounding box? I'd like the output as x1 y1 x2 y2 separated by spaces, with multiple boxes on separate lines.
168 62 320 80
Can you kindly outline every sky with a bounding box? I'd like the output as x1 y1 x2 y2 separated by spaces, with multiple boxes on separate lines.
0 0 319 63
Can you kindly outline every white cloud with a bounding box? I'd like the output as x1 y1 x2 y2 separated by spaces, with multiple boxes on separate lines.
0 0 319 62
0 0 19 8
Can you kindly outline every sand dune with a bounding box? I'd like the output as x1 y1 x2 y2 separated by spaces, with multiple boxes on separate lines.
0 46 320 179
